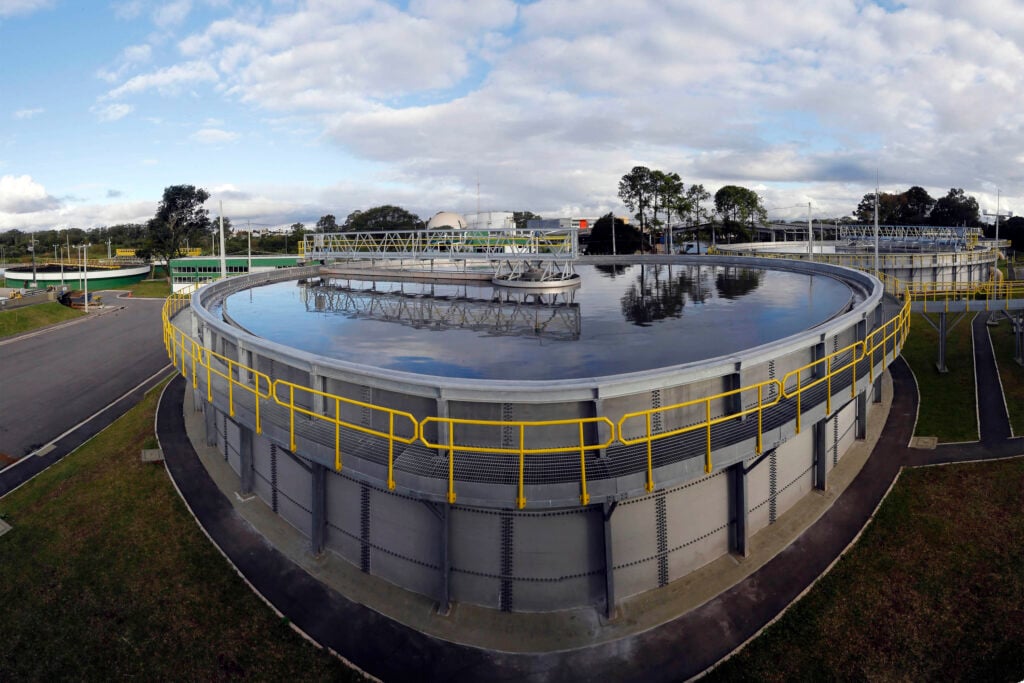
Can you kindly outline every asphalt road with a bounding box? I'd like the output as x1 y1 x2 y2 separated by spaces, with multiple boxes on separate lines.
0 294 170 461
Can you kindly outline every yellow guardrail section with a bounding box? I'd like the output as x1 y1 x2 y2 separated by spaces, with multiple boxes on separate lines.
162 273 912 508
420 416 616 507
619 380 782 488
272 380 418 482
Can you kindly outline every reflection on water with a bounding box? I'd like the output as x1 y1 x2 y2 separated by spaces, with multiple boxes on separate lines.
222 264 853 380
303 278 581 341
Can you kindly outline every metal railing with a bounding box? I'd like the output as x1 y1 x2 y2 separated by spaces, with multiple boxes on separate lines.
163 278 910 508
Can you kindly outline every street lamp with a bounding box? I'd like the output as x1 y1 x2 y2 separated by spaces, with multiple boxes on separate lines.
76 244 91 313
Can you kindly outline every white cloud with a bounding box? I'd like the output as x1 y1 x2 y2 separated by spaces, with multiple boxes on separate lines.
12 107 43 119
0 175 61 213
154 0 191 28
15 1 1024 229
0 0 52 18
190 127 239 143
93 103 135 122
105 60 218 98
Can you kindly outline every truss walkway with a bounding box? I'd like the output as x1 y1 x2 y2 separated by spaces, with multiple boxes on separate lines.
303 228 580 283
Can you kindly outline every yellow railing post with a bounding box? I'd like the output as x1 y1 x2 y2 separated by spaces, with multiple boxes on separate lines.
826 356 832 415
756 384 763 454
447 435 456 504
578 422 590 505
334 397 342 471
289 384 297 451
517 424 527 509
704 400 712 474
388 413 396 490
645 413 655 492
795 373 802 434
228 360 235 417
205 348 213 403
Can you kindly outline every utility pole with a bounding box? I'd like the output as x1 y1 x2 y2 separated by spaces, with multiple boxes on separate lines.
874 180 880 277
28 238 38 286
807 202 813 262
219 201 227 280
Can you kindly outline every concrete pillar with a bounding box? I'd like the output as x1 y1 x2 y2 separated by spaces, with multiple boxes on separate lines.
813 338 827 379
602 501 617 619
311 463 326 555
728 462 749 557
856 392 867 440
239 424 255 494
434 394 451 459
936 312 949 373
440 504 451 614
726 363 743 417
813 418 827 491
204 403 218 447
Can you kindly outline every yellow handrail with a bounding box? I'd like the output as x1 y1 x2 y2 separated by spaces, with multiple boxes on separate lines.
419 416 615 507
160 274 911 507
618 379 783 483
271 380 418 482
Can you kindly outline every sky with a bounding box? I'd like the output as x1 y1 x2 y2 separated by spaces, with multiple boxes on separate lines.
1 0 1023 232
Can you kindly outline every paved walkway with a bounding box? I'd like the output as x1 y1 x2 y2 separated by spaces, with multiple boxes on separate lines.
0 294 171 496
156 320 1024 681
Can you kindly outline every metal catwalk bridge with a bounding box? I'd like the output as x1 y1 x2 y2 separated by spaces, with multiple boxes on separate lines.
302 228 580 283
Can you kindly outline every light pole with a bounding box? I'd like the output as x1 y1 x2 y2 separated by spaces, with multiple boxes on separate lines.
76 244 91 312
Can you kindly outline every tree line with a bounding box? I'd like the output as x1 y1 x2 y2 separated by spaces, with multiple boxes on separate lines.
0 180 1006 265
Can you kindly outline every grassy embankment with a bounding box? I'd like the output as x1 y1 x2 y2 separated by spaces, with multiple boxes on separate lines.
122 278 172 298
0 301 84 338
899 312 978 441
706 314 1024 681
988 315 1024 434
0 381 364 680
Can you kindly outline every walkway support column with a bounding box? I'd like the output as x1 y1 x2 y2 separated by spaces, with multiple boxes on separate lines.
239 423 255 495
728 461 749 557
813 418 827 491
603 501 617 619
311 462 326 555
936 312 948 373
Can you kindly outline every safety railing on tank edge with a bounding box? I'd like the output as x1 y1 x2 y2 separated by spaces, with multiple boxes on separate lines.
708 246 998 269
419 416 616 508
162 278 911 508
271 380 419 481
618 380 783 488
781 341 864 435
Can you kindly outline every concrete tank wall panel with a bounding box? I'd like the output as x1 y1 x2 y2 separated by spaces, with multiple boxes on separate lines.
508 509 604 612
364 486 443 602
611 494 665 600
324 471 366 570
775 426 818 514
225 417 241 474
449 508 504 607
665 471 731 583
746 451 772 535
252 436 275 509
275 450 313 537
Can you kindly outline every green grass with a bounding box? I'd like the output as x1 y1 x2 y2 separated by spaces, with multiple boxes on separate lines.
123 278 171 298
0 381 364 681
988 316 1024 435
706 457 1024 682
0 301 84 338
900 312 977 441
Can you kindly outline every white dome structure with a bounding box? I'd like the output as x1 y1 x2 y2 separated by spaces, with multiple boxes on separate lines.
426 211 467 230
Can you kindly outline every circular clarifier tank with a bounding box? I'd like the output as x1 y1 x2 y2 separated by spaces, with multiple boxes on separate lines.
218 263 858 380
